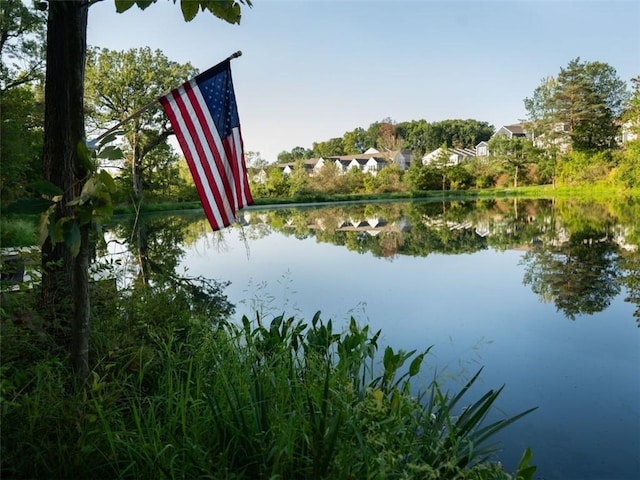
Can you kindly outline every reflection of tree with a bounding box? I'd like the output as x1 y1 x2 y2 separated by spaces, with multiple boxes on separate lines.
107 214 235 326
522 228 621 320
618 249 640 327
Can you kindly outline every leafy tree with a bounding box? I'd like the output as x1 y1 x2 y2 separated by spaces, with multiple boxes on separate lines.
0 0 46 92
264 166 289 197
288 158 308 196
84 46 198 203
404 161 440 191
40 0 251 375
277 146 312 163
0 84 43 202
396 119 430 157
244 150 268 168
312 137 345 157
525 58 630 152
0 0 46 203
424 119 494 152
376 118 401 151
342 127 369 154
488 135 540 188
432 143 451 190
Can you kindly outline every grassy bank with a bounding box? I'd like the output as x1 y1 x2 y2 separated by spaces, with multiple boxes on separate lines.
108 185 639 216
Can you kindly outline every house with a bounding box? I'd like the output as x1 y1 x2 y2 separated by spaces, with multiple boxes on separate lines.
621 120 638 143
250 167 267 184
530 122 570 153
422 147 476 167
493 123 533 139
326 148 401 176
475 141 490 158
279 158 319 175
278 147 412 177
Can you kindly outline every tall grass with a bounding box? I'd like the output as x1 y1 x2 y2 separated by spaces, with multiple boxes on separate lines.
0 216 37 247
1 286 536 479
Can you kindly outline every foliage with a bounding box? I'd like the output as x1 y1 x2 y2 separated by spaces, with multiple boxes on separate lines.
1 291 536 479
114 0 252 23
313 137 346 158
525 58 630 152
0 217 37 247
556 150 616 186
0 83 44 203
84 46 198 203
488 136 541 188
0 0 46 91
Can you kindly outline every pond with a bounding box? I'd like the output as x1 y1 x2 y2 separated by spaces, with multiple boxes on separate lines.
105 197 640 480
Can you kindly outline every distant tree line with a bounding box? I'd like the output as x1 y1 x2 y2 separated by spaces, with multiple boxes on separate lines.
276 118 495 163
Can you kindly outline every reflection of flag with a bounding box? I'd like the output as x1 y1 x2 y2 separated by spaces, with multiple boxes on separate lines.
159 59 252 231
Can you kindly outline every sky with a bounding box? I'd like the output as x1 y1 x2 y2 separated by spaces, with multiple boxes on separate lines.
86 0 640 163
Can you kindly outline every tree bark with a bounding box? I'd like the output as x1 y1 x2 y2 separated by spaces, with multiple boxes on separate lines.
41 0 90 375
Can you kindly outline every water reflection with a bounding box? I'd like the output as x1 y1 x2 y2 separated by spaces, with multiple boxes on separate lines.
107 197 640 324
240 198 639 323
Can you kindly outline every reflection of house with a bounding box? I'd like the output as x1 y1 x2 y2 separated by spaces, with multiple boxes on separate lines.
422 147 476 167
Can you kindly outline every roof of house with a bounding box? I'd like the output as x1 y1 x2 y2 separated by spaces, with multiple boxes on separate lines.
501 124 526 134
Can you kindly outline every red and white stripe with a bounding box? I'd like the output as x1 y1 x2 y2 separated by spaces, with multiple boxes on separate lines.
160 79 252 231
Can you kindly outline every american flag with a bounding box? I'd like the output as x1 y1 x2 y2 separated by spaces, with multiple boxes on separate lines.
159 59 253 231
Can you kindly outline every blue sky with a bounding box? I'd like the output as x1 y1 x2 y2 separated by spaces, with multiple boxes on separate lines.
87 0 640 163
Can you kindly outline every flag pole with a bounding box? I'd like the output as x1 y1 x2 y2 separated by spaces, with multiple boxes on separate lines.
92 51 243 144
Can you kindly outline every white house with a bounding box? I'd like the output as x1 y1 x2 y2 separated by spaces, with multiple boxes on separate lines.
475 141 490 157
621 120 638 143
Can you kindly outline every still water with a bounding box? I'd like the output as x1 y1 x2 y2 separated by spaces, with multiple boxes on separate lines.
107 197 640 479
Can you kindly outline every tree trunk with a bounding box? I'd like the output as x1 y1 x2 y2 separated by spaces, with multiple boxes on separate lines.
41 0 90 375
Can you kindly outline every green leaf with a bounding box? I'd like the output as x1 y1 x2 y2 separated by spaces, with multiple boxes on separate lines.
63 220 81 257
97 145 124 160
96 130 124 147
97 170 117 193
5 198 55 215
37 205 57 246
49 217 65 245
77 141 96 173
135 0 154 9
515 447 537 480
76 205 93 226
180 0 199 21
115 0 136 13
26 180 63 198
409 352 424 377
80 178 98 198
201 0 242 24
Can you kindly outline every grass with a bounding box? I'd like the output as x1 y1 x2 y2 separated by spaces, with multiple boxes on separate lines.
0 216 38 248
109 184 640 217
1 279 538 479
